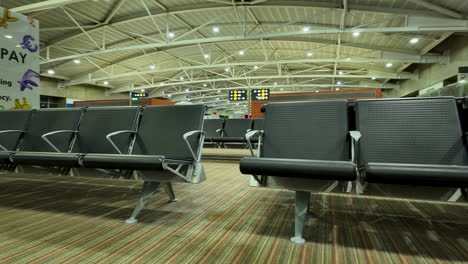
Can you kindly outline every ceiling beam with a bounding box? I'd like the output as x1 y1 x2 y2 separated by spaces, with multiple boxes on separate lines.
67 53 443 86
11 0 88 13
40 1 455 51
406 0 462 19
41 15 468 65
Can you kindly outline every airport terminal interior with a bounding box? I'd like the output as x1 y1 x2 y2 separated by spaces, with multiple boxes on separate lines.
1 0 468 263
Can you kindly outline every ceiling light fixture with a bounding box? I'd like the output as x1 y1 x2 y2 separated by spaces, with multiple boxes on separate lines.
371 77 377 80
253 66 259 70
149 65 156 69
213 26 219 32
47 69 55 75
4 35 12 39
203 54 209 59
409 38 419 44
352 32 361 37
185 88 190 92
203 83 207 87
73 59 81 64
386 62 393 68
336 88 340 90
140 89 145 92
225 68 230 72
337 81 342 85
303 26 310 32
346 57 352 61
167 32 175 38
179 76 184 80
160 82 165 86
338 71 344 75
239 50 244 55
307 52 313 57
103 81 109 85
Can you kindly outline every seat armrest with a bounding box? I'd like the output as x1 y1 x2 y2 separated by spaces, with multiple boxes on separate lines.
349 131 361 165
183 130 205 161
245 130 263 157
42 130 77 152
106 130 136 154
215 129 224 137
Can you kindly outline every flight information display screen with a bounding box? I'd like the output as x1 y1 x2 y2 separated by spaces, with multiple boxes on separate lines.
252 89 270 101
229 89 247 101
131 92 148 98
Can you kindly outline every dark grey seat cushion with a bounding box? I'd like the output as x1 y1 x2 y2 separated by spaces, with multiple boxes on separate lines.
82 154 164 170
203 119 224 142
212 119 252 143
240 157 356 181
0 109 34 151
12 152 81 167
365 163 468 187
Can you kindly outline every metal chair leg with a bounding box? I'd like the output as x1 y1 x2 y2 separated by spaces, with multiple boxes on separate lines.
290 191 311 244
125 181 160 224
162 182 177 202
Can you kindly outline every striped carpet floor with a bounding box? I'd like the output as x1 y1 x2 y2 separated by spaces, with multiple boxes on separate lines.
0 161 467 264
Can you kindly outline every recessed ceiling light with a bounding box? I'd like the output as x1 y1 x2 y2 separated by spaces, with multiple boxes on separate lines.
253 66 259 70
167 32 175 38
225 68 230 72
371 77 377 80
217 98 220 100
409 38 419 44
346 57 352 61
217 90 221 93
73 59 81 64
280 88 284 91
386 62 393 68
4 35 13 39
203 54 209 59
179 76 184 80
160 82 165 86
213 26 219 32
239 50 244 55
47 69 55 75
203 83 207 87
352 32 361 37
167 94 172 97
336 88 340 90
149 65 156 69
103 81 109 85
307 52 313 57
303 26 310 32
315 91 319 93
185 88 190 92
338 71 344 75
274 82 277 85
337 81 342 85
140 89 145 92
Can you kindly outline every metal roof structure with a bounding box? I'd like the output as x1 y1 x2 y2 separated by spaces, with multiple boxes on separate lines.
3 0 468 111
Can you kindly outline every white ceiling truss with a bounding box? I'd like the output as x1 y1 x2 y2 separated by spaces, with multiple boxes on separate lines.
4 0 468 111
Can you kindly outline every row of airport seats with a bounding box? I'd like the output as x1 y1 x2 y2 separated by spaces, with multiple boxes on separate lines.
0 105 207 224
239 97 468 244
203 118 264 146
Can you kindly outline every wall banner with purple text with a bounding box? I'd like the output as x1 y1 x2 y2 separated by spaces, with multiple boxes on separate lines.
0 7 39 109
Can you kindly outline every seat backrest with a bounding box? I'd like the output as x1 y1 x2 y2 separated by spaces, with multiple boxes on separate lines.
132 104 206 160
0 109 34 151
253 119 264 131
223 119 253 137
262 101 350 160
355 97 468 165
72 107 140 154
19 108 83 152
203 119 224 138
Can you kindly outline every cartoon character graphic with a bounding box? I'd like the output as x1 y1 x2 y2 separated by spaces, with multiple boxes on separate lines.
0 9 19 29
10 98 32 109
20 35 38 53
18 69 40 91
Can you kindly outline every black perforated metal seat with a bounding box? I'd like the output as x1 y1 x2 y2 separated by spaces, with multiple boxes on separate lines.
203 119 224 143
211 118 252 143
356 97 468 188
11 107 140 167
0 109 34 164
10 108 83 166
81 104 206 171
240 100 356 181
